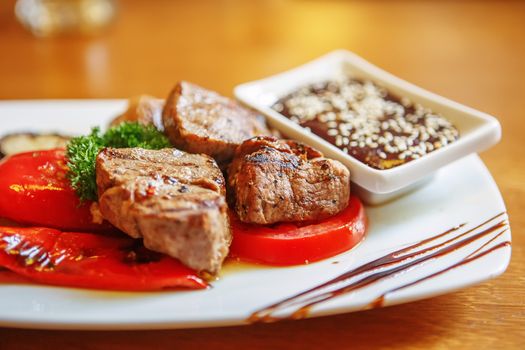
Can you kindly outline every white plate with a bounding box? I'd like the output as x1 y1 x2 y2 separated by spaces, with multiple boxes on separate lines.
0 100 512 330
234 50 502 204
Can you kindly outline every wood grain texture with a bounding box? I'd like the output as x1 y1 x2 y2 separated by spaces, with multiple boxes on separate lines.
0 0 524 349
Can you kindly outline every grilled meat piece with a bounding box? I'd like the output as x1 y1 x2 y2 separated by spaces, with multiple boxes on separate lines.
110 95 165 131
162 81 271 164
96 147 231 274
228 136 350 225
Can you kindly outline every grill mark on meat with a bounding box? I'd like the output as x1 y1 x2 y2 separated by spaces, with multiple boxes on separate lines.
245 149 300 170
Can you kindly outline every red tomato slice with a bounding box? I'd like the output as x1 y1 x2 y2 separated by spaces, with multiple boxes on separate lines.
0 149 110 232
229 195 367 265
0 226 207 291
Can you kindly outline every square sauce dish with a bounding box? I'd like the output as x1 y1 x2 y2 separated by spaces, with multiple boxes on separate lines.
234 50 501 205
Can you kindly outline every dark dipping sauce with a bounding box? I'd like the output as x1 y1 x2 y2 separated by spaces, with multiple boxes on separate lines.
273 78 459 170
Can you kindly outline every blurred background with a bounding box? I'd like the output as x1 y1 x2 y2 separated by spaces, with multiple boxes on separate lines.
0 0 523 101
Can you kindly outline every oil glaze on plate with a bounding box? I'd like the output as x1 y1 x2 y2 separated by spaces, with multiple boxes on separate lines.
0 101 512 330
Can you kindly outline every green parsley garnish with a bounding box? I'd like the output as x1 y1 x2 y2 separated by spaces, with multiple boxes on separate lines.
66 122 171 202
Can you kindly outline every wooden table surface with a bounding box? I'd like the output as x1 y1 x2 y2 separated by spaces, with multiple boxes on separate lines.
0 0 524 348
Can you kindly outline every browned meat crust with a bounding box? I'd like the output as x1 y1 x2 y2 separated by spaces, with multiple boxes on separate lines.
228 136 350 224
96 147 231 274
162 81 271 164
110 95 165 131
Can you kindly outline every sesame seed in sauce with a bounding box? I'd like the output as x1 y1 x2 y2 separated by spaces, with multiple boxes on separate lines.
272 77 459 170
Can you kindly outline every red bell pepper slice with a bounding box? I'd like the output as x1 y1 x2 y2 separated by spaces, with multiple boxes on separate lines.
0 149 110 232
0 226 207 291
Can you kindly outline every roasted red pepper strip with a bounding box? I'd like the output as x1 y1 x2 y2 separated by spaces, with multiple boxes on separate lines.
0 226 207 291
0 149 110 231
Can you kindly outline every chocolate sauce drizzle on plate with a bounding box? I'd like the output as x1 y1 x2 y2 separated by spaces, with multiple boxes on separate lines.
248 212 510 323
